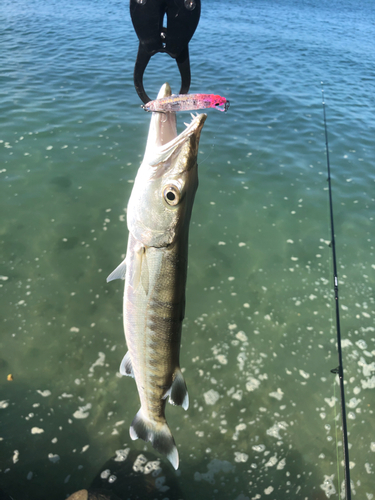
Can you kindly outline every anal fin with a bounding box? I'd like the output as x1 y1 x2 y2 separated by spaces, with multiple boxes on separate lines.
163 368 189 410
119 351 134 377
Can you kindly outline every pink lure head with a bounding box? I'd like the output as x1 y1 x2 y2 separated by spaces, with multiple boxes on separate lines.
210 95 230 112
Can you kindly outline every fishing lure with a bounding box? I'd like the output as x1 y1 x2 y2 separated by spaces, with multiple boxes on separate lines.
142 93 230 113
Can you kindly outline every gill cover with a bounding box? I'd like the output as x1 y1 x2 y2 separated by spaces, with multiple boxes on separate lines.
127 83 206 248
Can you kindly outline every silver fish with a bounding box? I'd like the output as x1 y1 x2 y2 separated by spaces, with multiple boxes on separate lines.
107 83 206 469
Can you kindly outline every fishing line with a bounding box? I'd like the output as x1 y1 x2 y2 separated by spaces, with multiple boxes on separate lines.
321 83 351 500
196 116 226 167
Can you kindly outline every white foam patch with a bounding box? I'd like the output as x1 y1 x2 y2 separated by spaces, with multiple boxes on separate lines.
216 354 228 365
132 454 150 473
232 390 243 401
12 450 19 464
362 376 375 389
114 448 130 462
48 453 60 463
252 444 265 452
73 403 92 419
60 393 73 398
0 400 9 409
204 389 220 405
347 398 361 409
269 388 284 400
233 423 246 441
101 469 111 479
324 397 338 408
31 427 44 434
265 455 278 467
144 460 162 476
266 422 288 440
320 474 336 498
341 339 353 348
36 390 51 397
236 331 248 342
277 458 286 470
356 339 368 350
237 352 247 371
246 377 260 392
365 463 372 474
358 357 375 377
234 452 248 463
89 352 105 373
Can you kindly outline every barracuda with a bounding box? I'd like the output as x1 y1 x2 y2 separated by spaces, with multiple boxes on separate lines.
107 83 206 469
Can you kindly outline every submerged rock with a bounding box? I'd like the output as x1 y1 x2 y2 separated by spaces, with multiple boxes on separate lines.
0 487 14 500
92 449 184 499
66 489 121 500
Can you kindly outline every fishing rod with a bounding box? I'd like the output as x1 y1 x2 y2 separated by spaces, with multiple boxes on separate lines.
321 83 351 500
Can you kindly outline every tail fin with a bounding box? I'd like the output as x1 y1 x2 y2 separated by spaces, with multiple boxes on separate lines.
129 409 179 470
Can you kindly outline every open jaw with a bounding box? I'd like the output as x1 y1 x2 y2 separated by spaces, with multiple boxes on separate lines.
144 83 207 166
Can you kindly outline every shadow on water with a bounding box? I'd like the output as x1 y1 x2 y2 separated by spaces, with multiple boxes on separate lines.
0 393 333 500
66 449 185 500
63 442 332 500
50 176 73 191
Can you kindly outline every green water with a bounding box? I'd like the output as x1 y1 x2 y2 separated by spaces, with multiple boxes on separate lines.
1 0 375 498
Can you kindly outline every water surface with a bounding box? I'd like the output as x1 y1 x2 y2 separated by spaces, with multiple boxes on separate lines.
1 0 375 498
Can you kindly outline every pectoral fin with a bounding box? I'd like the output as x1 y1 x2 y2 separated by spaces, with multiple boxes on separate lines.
119 351 134 377
163 368 189 411
132 243 149 295
106 258 127 282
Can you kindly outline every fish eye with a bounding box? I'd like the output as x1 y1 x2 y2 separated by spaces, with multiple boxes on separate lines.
163 184 181 206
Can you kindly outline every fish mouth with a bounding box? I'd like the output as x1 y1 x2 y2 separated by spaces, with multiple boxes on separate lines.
144 83 207 166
